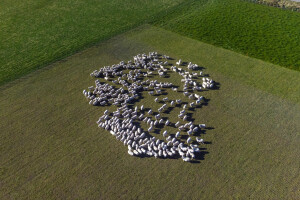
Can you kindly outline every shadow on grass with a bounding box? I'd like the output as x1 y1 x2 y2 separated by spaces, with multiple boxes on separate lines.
211 81 221 90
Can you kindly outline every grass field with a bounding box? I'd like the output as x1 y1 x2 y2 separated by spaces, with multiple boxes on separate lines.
1 0 300 87
152 0 300 71
0 0 183 85
1 25 299 199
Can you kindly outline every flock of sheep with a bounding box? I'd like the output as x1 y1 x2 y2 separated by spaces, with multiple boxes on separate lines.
83 52 215 162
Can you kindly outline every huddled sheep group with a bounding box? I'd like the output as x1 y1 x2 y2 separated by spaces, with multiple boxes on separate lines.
83 52 215 162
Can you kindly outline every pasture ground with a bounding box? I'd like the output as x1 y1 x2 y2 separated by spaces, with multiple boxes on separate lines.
1 0 300 86
153 0 300 71
0 0 183 85
0 25 299 199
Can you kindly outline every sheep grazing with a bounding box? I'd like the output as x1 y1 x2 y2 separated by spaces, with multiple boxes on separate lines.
138 114 144 120
199 124 206 129
156 90 162 94
143 117 148 122
163 130 168 137
128 149 134 156
83 52 215 162
166 136 172 141
176 59 182 66
170 101 175 106
196 137 204 144
187 137 192 144
165 120 170 126
162 97 168 102
178 113 184 118
193 127 198 133
148 126 153 132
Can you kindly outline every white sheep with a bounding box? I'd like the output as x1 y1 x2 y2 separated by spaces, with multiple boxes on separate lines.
187 137 192 144
199 124 206 129
163 130 168 137
196 137 204 144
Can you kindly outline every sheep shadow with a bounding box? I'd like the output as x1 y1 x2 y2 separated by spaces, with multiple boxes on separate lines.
134 92 145 103
153 128 161 135
175 103 182 108
185 112 195 122
181 62 188 66
163 106 174 114
180 135 189 140
198 66 206 71
211 81 221 90
189 107 196 112
161 91 168 96
201 98 210 107
194 150 209 161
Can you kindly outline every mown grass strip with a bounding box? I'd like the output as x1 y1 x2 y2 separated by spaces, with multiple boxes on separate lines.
152 0 300 71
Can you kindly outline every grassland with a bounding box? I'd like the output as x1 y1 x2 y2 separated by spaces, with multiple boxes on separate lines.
248 0 300 10
1 25 299 199
1 0 300 87
152 0 300 71
0 0 183 85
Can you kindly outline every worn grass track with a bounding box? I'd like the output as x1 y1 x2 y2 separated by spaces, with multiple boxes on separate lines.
0 25 299 199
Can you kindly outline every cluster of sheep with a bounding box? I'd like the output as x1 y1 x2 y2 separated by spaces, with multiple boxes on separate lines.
83 52 215 162
97 107 201 161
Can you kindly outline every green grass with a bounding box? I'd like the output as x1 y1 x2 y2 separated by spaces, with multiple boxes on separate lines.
1 0 299 87
152 0 300 71
0 0 183 85
1 25 299 199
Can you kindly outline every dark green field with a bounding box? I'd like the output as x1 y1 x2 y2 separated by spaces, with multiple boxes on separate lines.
1 0 300 86
1 26 299 199
152 0 300 71
0 0 183 85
